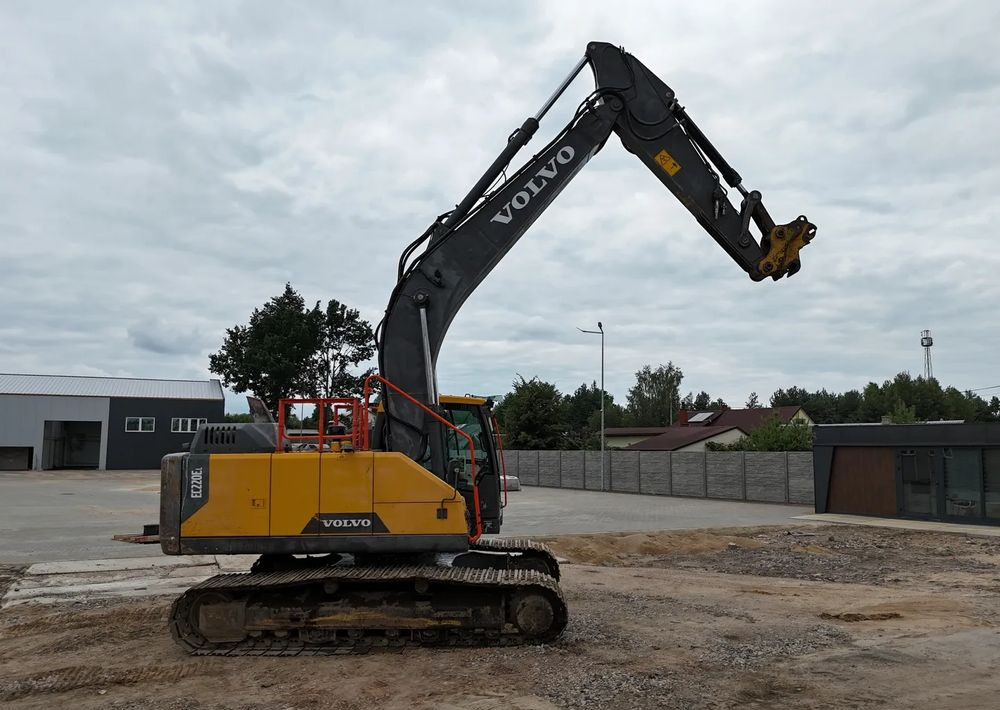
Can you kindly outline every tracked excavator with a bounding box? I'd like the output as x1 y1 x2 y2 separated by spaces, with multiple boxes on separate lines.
160 41 816 655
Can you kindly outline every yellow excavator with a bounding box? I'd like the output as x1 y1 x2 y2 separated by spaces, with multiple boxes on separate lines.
157 41 816 655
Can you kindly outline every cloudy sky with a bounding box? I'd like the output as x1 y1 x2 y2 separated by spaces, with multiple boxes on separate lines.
2 1 999 411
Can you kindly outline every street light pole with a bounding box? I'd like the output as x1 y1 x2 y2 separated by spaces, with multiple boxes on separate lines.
578 322 605 491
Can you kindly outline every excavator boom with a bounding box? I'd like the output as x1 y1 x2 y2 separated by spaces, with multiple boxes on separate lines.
377 41 817 498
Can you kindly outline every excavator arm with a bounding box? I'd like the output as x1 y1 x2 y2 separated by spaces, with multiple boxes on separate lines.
377 41 816 477
586 42 815 280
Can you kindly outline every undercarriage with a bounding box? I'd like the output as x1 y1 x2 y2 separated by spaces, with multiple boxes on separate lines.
170 539 566 655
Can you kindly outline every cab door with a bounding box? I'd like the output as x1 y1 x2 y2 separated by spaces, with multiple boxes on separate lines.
441 403 501 533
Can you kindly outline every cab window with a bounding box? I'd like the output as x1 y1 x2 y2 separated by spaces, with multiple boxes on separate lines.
443 404 492 489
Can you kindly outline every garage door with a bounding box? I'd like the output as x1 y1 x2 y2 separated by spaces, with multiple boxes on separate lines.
0 447 32 471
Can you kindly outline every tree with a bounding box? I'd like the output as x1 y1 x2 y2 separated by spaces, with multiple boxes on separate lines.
626 362 683 426
689 391 711 410
308 299 375 399
888 398 918 424
770 386 810 408
835 389 864 423
745 391 762 409
682 390 727 412
561 381 615 449
209 283 321 415
492 376 563 450
767 374 996 425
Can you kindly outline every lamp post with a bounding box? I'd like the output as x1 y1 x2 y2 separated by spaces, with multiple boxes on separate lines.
577 322 605 491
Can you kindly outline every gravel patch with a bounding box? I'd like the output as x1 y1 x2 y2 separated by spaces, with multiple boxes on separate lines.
644 526 1000 587
699 625 852 670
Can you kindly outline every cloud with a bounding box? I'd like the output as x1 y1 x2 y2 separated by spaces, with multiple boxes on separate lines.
2 1 999 412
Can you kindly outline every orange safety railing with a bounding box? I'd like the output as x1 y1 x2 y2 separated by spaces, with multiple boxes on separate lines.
276 397 363 452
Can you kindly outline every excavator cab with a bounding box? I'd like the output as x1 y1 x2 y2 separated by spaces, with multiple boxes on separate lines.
439 395 504 534
374 393 504 535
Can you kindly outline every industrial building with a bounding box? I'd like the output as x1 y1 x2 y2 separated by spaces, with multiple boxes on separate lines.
0 374 225 471
814 423 1000 525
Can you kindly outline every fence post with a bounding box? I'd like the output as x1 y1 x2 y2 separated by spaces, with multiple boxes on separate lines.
741 451 747 501
667 452 673 496
702 452 708 497
558 450 563 488
784 450 790 503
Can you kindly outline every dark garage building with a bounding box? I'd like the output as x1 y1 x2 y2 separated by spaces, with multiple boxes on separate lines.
814 423 1000 525
0 374 225 471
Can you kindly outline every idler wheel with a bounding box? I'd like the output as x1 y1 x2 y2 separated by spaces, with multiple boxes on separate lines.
512 591 555 638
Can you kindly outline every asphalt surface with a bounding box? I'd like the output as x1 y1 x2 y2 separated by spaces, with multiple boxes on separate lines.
0 470 811 563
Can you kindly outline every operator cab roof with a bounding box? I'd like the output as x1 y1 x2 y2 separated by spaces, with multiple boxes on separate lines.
439 394 487 406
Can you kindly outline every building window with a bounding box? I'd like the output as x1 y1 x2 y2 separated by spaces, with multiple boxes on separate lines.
125 417 155 433
171 418 207 433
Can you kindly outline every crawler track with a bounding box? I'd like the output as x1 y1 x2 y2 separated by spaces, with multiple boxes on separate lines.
469 537 561 579
170 563 567 656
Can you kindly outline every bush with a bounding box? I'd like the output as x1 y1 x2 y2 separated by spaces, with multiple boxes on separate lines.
705 416 812 451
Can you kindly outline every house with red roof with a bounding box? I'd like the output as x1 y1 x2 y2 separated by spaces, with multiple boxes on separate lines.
604 406 813 452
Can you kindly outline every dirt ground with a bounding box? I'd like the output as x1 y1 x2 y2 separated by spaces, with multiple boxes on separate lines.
2 524 999 709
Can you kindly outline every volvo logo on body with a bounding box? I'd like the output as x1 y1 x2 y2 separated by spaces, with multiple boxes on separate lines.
490 145 576 225
305 513 389 534
322 517 371 529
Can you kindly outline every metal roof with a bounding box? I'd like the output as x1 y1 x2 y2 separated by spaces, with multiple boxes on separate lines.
0 373 225 400
604 427 673 436
625 426 742 451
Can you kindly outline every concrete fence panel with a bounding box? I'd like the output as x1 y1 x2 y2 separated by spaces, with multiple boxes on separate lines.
787 452 815 504
671 452 706 497
745 452 788 502
538 450 561 487
502 448 812 505
517 450 539 486
705 451 744 500
560 450 585 489
638 451 671 495
584 450 607 490
610 450 640 493
501 449 518 479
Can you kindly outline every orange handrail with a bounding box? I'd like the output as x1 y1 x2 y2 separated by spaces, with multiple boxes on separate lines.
363 374 483 542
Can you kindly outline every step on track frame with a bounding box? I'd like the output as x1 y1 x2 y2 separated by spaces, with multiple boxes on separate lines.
466 537 561 579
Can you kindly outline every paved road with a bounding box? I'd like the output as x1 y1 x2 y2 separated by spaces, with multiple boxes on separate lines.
0 470 160 564
0 470 811 563
505 486 811 537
